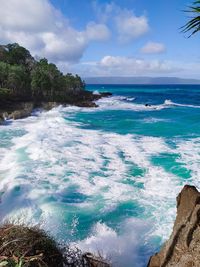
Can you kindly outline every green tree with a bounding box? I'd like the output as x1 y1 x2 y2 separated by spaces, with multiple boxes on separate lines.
0 62 9 88
0 43 86 103
31 59 51 99
7 65 30 96
182 0 200 36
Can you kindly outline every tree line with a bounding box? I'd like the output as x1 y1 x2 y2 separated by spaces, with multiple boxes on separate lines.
0 43 85 102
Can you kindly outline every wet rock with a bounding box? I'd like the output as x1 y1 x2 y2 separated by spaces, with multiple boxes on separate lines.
40 102 58 110
82 253 111 267
148 185 200 267
7 102 34 120
0 114 4 124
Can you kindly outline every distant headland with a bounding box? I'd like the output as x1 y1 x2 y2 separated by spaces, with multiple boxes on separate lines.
84 76 200 85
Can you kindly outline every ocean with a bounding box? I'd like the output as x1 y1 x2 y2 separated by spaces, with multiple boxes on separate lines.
1 84 200 266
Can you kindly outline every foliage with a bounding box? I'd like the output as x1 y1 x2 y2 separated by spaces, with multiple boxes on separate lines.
182 0 200 36
0 224 110 267
0 43 85 103
0 224 63 267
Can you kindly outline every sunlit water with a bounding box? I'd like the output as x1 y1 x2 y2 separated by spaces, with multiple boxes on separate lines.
1 84 200 266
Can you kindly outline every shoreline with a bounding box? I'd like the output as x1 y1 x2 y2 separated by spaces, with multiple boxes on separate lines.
0 91 112 124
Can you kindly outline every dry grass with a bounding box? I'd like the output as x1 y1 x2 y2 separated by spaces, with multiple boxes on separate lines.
0 224 63 267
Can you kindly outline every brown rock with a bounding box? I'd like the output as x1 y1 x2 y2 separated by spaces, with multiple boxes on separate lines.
7 102 33 120
148 185 200 267
40 102 58 110
83 253 111 267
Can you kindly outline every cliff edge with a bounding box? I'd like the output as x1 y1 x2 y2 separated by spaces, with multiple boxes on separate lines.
148 185 200 267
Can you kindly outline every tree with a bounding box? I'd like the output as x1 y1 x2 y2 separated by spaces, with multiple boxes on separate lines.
0 43 86 102
0 62 9 88
182 0 200 36
7 65 30 96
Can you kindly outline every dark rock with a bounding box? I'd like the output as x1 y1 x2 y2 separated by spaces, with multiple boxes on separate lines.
82 253 111 267
148 185 200 267
39 102 58 110
0 114 4 124
0 91 112 121
7 102 34 120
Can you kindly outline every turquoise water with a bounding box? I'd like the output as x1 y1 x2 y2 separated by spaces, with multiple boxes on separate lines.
1 84 200 266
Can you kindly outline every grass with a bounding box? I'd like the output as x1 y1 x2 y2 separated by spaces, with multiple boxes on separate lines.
0 224 111 267
0 224 63 267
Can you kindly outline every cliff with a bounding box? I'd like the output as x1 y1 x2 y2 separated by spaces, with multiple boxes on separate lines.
148 185 200 267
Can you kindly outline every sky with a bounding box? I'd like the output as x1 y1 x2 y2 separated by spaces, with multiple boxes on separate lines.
0 0 200 78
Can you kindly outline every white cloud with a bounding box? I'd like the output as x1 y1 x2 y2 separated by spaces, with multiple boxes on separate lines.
141 42 166 54
93 2 150 43
86 22 110 41
99 55 177 75
115 11 149 43
73 55 183 77
0 0 110 63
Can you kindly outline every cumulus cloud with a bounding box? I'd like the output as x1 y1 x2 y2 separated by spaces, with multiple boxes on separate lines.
115 11 149 43
93 2 150 43
85 22 110 41
141 42 166 54
0 0 110 63
77 55 179 77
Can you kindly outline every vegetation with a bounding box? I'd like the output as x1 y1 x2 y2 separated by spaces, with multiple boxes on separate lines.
0 224 110 267
0 224 63 267
0 43 85 104
182 0 200 36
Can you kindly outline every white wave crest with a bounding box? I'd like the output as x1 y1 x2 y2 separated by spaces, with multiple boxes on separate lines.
75 219 153 267
164 99 200 108
0 105 195 266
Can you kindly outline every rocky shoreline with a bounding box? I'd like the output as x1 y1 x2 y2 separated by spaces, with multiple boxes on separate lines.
1 185 199 266
148 185 200 267
0 91 112 124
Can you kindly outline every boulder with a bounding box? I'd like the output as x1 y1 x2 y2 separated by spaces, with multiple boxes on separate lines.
148 185 200 267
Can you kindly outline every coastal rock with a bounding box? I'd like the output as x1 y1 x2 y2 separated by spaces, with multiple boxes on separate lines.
148 185 200 267
7 102 34 120
0 91 112 122
40 102 58 110
82 253 111 267
0 116 3 124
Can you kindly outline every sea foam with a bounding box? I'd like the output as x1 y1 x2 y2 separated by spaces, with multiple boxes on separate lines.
0 103 197 267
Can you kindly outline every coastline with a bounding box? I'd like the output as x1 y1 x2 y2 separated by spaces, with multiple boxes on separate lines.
0 91 112 124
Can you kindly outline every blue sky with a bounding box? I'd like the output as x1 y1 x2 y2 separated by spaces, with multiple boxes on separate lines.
0 0 200 78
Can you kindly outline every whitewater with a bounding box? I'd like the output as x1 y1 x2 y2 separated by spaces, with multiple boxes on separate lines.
1 84 200 267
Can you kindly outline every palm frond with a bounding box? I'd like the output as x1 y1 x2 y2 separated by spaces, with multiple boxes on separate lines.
182 1 200 37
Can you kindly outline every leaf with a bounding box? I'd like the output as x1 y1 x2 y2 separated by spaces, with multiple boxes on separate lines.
182 0 200 36
0 261 8 267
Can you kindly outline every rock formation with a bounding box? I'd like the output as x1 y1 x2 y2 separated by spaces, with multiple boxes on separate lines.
0 92 112 122
148 185 200 267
